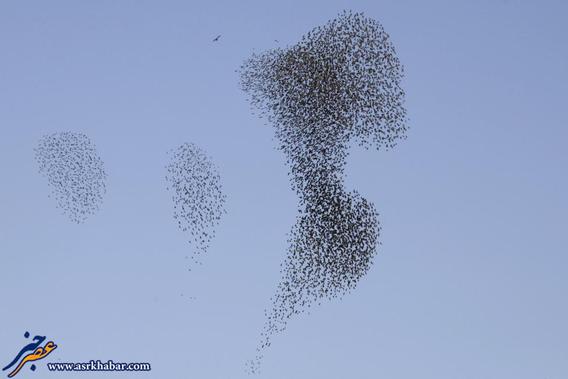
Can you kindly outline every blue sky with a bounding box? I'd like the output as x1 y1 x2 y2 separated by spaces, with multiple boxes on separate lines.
1 1 567 378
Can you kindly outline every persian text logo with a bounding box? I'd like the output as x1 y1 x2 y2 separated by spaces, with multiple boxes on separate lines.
2 332 57 378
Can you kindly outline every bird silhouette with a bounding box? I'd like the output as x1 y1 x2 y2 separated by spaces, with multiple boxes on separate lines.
212 34 221 42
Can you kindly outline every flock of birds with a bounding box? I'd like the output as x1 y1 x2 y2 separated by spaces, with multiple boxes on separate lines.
33 10 407 376
165 142 226 266
240 10 407 373
35 132 107 224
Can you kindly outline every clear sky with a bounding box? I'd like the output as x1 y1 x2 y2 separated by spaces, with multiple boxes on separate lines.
1 1 567 378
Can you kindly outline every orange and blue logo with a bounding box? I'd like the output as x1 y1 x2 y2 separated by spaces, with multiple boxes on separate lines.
2 332 57 378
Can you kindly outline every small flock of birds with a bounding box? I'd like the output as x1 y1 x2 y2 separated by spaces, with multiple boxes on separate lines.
165 142 226 266
35 132 107 224
240 10 407 373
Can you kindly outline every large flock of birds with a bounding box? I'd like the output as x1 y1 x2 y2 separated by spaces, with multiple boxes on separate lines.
240 10 407 372
35 131 107 224
29 9 407 376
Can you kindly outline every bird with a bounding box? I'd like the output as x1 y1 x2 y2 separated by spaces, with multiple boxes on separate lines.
212 35 221 42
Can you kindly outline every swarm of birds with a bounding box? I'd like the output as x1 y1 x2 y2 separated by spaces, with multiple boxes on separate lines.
165 142 226 265
240 10 408 372
35 132 107 223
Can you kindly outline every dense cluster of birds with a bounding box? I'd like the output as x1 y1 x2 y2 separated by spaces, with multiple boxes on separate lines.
35 132 107 223
165 142 226 266
240 10 407 372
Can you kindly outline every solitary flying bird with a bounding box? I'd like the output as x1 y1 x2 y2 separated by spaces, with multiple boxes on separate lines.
213 35 221 42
